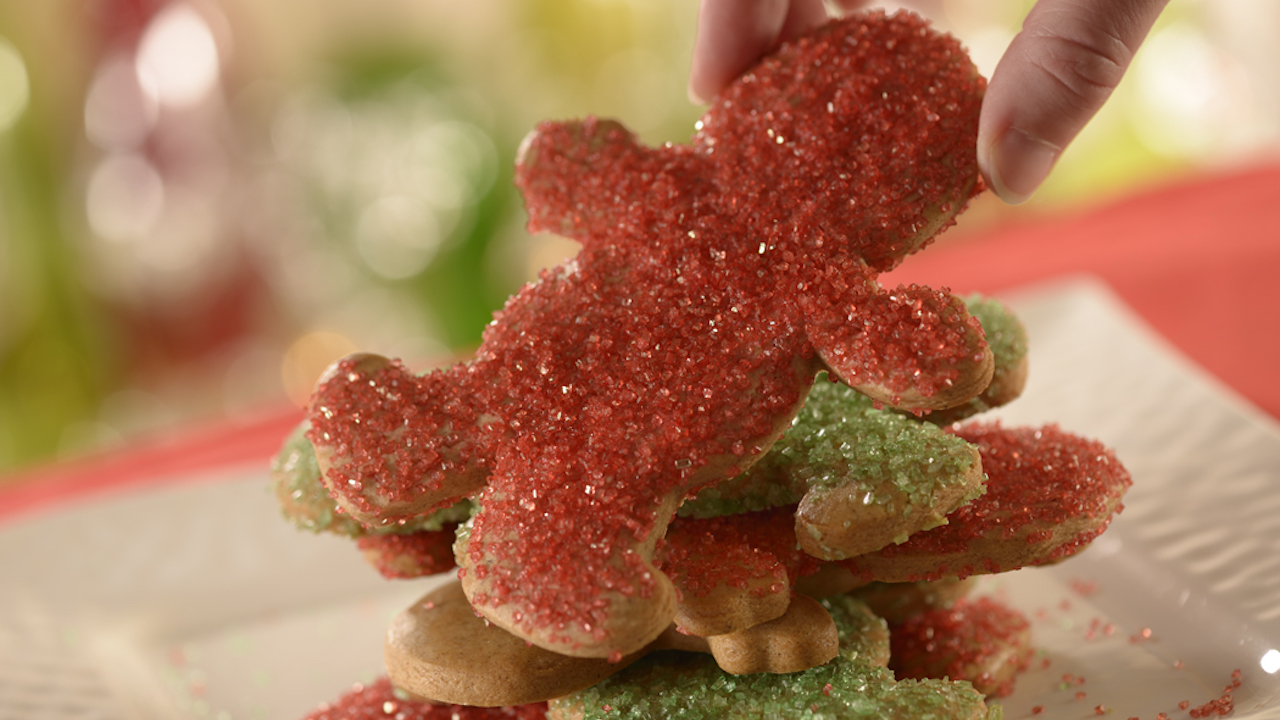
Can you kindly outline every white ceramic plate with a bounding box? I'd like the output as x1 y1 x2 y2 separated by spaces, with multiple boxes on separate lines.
3 278 1279 720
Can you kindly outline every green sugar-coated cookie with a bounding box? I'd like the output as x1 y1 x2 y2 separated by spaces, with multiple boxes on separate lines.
549 595 998 720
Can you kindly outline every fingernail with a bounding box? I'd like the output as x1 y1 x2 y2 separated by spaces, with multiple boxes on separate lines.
987 127 1059 205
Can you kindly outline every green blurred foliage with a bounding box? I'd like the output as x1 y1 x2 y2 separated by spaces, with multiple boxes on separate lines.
1 6 115 470
304 46 517 350
0 117 114 468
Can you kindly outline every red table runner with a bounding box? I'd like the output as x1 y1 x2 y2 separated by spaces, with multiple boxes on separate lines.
885 162 1280 422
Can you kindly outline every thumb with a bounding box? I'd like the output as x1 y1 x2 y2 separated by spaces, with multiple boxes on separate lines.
978 0 1169 204
688 0 830 104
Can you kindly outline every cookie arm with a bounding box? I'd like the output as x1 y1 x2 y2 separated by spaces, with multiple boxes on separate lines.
925 295 1029 425
307 354 492 525
802 275 993 412
515 117 671 246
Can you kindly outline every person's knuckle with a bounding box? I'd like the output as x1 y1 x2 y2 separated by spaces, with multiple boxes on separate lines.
1026 15 1132 106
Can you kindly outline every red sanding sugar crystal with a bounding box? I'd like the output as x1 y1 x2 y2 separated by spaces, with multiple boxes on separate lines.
309 358 489 516
694 11 984 271
302 677 546 720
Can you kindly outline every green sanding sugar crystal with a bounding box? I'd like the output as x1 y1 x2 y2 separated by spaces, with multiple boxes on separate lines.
821 595 888 665
788 379 974 496
553 596 999 720
271 423 337 532
680 377 977 519
270 422 473 537
962 295 1026 371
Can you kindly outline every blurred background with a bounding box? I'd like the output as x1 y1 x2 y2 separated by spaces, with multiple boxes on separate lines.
0 0 1277 476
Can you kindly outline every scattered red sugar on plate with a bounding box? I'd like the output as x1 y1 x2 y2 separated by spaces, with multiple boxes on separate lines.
1070 578 1098 596
1186 668 1241 718
1129 627 1154 643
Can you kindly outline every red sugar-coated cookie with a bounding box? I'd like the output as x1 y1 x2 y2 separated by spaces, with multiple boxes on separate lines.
308 10 988 658
356 527 458 580
890 596 1034 697
301 677 546 720
849 578 976 626
659 507 823 636
840 423 1132 582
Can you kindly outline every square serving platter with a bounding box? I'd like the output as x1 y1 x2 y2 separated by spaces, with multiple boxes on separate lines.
3 277 1279 720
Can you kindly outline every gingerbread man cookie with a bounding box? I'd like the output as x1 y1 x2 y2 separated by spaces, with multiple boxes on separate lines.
676 294 1025 561
889 595 1034 698
305 10 990 660
385 579 844 704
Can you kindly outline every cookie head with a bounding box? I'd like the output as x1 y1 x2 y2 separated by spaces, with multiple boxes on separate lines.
694 10 985 272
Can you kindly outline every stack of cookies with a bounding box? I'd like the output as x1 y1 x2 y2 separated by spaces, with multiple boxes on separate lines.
270 11 1131 719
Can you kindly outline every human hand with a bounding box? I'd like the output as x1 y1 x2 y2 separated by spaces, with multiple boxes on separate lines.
688 0 1170 205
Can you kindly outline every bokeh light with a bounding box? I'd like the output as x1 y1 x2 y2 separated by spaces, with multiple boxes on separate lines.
356 195 444 280
85 153 165 243
1263 648 1280 674
136 4 222 108
0 36 28 132
281 332 358 408
84 55 159 151
1131 21 1247 159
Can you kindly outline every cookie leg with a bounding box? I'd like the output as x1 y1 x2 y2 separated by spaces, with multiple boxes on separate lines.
924 295 1030 425
386 581 647 706
661 507 819 638
705 594 839 675
458 466 685 659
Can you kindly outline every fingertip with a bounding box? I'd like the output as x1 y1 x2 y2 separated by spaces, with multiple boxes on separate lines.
689 0 790 106
827 0 873 15
688 79 711 106
975 0 1168 203
777 0 832 43
980 126 1061 205
686 31 723 106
